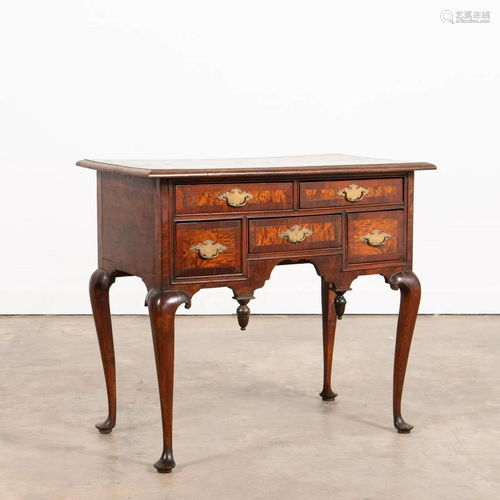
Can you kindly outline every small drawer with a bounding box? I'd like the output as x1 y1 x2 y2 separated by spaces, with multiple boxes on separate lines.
249 214 341 254
175 220 242 277
175 182 293 215
300 178 403 209
347 210 405 265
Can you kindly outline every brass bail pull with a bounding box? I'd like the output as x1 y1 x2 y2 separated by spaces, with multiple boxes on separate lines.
218 188 254 207
360 229 392 247
337 184 369 202
278 225 314 243
189 240 228 259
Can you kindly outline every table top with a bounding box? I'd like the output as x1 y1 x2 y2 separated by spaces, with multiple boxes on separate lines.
77 154 436 179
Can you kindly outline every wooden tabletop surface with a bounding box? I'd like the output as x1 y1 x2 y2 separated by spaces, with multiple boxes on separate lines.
77 154 436 179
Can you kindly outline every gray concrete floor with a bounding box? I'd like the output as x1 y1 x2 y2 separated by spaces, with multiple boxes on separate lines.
0 315 499 500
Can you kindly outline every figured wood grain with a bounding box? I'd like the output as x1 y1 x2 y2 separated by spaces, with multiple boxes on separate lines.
100 172 156 273
347 210 405 265
175 220 242 277
175 182 293 214
300 178 403 209
249 215 341 254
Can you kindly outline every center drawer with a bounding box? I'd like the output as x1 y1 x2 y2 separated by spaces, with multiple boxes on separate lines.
249 214 342 254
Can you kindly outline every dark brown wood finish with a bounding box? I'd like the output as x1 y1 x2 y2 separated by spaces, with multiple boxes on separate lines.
334 291 347 319
79 154 435 473
147 289 191 473
89 268 117 434
388 271 421 433
320 279 338 401
236 299 251 330
100 172 156 274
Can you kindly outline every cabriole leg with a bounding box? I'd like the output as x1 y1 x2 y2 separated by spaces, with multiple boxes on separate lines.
319 279 338 401
89 268 116 434
147 289 191 473
389 271 421 433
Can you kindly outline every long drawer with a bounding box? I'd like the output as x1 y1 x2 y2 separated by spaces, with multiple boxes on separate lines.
249 214 342 254
300 178 403 209
175 182 293 215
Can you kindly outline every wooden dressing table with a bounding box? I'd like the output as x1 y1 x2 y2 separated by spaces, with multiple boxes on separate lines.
78 154 436 473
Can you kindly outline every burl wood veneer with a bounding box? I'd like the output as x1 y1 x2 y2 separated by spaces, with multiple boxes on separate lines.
79 153 436 473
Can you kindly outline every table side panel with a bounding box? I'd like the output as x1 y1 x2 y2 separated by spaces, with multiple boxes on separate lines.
406 172 414 268
100 172 156 275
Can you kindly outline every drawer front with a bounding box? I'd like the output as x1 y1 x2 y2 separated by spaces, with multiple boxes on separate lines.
300 178 403 209
175 220 242 277
347 210 405 265
249 215 341 254
175 182 293 215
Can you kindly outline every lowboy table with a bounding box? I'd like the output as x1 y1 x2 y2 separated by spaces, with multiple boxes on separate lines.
78 154 436 473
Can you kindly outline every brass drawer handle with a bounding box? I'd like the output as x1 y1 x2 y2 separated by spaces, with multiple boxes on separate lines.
360 229 392 247
337 183 370 202
217 188 254 207
189 240 228 259
278 225 314 243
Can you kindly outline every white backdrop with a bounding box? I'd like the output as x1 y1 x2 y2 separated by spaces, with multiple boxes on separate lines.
1 1 499 315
